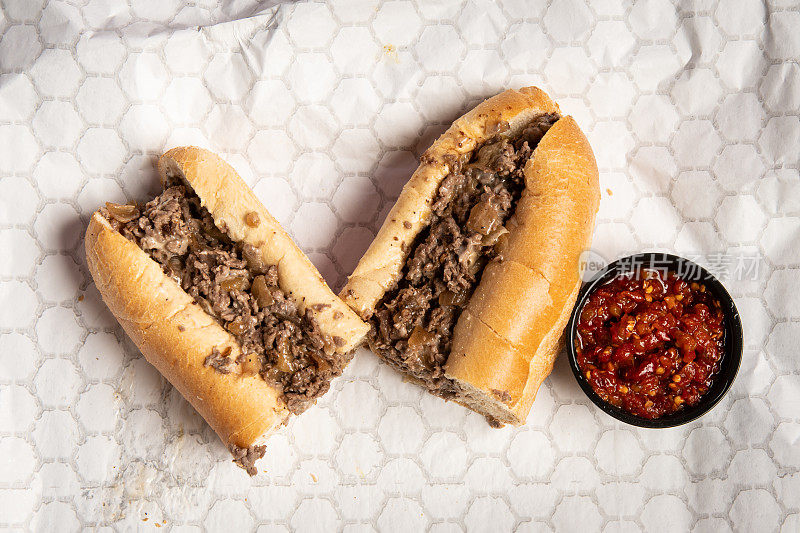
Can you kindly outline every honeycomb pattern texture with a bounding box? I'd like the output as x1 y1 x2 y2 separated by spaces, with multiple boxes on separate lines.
1 0 799 531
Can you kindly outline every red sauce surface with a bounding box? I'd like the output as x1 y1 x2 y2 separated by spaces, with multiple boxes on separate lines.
575 269 725 419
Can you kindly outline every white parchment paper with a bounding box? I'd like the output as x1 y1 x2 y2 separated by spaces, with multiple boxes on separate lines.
1 0 799 531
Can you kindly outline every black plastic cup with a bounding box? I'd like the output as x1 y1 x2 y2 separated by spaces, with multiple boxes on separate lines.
565 252 743 428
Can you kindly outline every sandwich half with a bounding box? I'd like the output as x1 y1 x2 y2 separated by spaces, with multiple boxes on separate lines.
341 87 600 426
86 147 369 474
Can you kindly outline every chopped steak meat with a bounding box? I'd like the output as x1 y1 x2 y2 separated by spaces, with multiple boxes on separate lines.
229 443 267 476
369 114 559 395
102 181 349 416
204 346 235 374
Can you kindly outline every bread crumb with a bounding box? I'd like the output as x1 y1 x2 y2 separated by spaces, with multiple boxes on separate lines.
381 44 399 63
606 188 613 196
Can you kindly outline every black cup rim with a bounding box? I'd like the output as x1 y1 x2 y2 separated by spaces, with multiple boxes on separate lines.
565 252 743 429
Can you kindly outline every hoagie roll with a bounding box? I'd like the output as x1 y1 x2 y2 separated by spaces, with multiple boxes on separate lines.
86 147 369 473
341 87 600 426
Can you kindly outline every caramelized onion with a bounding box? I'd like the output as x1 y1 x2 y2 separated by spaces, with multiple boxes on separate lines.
275 339 295 372
311 351 332 373
105 202 139 223
226 316 250 336
322 337 336 356
251 275 274 308
439 290 467 307
220 275 249 292
407 325 435 349
467 199 500 235
459 247 480 271
242 244 266 273
469 256 487 277
482 225 509 246
494 231 510 257
244 211 260 228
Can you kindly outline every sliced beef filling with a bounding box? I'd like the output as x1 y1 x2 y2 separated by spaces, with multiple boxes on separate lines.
370 114 559 395
102 183 348 415
229 443 267 476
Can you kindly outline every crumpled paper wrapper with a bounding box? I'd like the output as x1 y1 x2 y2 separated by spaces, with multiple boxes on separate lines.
1 0 798 531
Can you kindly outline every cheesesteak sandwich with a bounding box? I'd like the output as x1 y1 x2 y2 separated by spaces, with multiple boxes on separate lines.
341 87 600 426
86 147 369 474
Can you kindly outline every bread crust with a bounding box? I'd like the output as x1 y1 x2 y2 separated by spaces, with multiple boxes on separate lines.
86 213 288 447
446 116 600 424
86 147 369 448
341 87 600 425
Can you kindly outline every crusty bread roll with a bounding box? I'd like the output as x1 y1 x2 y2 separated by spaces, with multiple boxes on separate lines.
86 147 369 472
341 87 600 425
